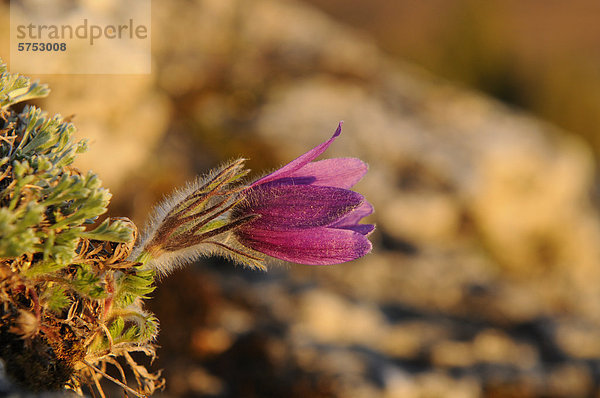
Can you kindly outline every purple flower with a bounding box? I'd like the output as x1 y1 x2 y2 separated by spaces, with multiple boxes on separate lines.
233 122 374 265
134 122 374 274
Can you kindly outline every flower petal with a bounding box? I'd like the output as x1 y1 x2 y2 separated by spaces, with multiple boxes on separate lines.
236 227 372 265
252 122 343 186
265 158 367 189
336 224 375 235
329 201 374 235
239 185 363 230
329 201 373 226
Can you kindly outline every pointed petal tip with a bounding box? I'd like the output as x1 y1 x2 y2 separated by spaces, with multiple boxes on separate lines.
329 199 374 229
363 224 375 236
338 223 375 235
252 123 345 187
334 121 343 138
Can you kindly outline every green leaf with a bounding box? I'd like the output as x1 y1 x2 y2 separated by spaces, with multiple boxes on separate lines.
108 317 125 340
71 264 106 299
113 269 156 308
0 60 49 109
24 260 69 276
40 284 71 313
81 218 134 243
0 203 44 258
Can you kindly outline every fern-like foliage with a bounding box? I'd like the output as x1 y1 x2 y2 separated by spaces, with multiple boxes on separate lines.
0 59 163 396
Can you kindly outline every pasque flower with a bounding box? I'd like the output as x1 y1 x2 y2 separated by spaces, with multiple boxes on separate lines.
232 122 374 265
133 122 373 273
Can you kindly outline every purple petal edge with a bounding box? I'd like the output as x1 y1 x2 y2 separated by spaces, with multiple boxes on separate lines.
329 201 373 229
252 122 343 187
335 224 375 235
264 158 367 189
329 200 374 235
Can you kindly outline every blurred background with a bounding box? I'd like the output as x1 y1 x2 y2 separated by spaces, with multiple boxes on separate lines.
3 0 600 396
